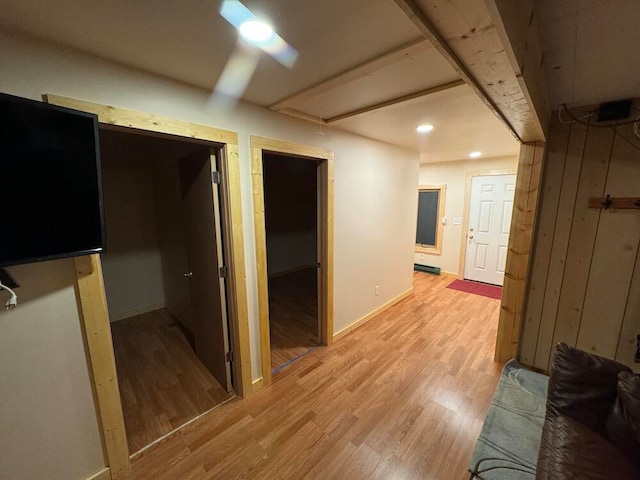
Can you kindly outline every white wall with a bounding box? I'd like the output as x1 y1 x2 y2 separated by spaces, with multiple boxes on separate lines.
101 156 166 322
0 30 419 479
0 260 105 480
415 156 518 275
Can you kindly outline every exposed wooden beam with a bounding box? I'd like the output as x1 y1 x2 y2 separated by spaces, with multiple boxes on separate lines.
269 38 431 112
276 108 326 125
326 79 464 124
486 0 551 141
392 0 547 143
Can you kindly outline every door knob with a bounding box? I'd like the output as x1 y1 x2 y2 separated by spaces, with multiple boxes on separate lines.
468 235 474 240
183 272 193 278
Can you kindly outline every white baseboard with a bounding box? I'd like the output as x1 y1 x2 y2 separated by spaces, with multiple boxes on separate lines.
333 288 414 342
85 467 110 480
441 271 459 278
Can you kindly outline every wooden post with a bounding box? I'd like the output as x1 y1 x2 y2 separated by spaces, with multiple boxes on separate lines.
495 142 546 362
75 255 129 476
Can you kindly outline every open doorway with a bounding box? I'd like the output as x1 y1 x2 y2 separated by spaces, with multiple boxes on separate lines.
251 136 334 388
263 153 320 373
100 129 235 454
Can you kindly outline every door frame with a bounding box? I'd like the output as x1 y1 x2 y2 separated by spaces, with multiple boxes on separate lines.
458 169 517 279
44 94 252 477
250 136 334 388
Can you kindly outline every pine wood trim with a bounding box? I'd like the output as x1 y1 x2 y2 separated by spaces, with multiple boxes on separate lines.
43 95 238 145
326 80 464 124
269 38 430 112
333 288 414 342
415 184 446 256
250 136 334 389
250 143 271 387
219 143 252 398
74 255 129 475
249 136 333 161
44 96 251 464
495 142 546 362
322 155 335 347
275 108 326 125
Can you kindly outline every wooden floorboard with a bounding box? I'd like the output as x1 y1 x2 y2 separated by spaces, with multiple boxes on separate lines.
269 268 319 371
121 272 502 479
111 309 236 454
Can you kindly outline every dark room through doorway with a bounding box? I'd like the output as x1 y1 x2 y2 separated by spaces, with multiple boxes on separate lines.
263 152 321 373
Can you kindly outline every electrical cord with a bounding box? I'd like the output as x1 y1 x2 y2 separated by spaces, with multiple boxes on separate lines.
558 108 593 125
561 104 640 152
0 281 18 310
562 104 640 127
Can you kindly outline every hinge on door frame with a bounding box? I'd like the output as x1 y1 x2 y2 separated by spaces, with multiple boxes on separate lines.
225 351 233 362
211 171 221 184
219 265 228 278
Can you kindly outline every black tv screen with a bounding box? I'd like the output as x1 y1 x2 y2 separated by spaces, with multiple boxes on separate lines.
0 93 105 267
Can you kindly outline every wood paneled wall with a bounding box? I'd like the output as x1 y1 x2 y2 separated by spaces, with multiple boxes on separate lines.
519 112 640 372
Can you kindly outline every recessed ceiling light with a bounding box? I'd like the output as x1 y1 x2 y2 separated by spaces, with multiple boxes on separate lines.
239 19 274 42
469 151 482 158
416 124 434 133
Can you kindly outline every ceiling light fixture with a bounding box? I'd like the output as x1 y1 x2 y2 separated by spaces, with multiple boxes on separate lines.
239 19 274 42
416 124 434 133
219 0 298 68
469 151 482 158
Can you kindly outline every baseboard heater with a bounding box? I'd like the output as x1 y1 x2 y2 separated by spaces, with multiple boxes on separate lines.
414 264 441 275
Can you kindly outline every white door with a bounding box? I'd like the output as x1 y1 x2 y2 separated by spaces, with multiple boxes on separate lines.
464 174 516 286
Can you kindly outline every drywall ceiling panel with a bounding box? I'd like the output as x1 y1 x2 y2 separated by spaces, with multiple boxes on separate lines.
334 84 519 162
0 0 422 106
287 46 460 119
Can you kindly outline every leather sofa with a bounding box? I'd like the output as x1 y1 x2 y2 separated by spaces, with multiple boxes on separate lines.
536 343 640 479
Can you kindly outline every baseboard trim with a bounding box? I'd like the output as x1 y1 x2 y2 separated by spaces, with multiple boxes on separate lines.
109 302 167 323
85 467 110 480
441 271 458 279
333 288 414 342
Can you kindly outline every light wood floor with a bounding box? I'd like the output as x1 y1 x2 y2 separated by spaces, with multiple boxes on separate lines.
111 309 236 454
121 272 502 479
269 268 319 371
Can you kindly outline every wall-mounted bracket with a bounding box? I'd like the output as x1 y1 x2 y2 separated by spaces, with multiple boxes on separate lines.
0 269 19 289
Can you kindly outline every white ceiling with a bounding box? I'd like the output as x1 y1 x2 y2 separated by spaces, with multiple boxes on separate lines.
0 0 520 162
536 0 640 108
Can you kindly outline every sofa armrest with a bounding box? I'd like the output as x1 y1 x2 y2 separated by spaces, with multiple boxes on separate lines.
536 414 639 480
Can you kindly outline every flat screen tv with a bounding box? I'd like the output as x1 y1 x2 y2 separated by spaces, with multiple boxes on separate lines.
0 93 105 267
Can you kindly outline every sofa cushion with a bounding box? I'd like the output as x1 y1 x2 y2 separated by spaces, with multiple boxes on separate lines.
536 414 639 480
547 343 631 435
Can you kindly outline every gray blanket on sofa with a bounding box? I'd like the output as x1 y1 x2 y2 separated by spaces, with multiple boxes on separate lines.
468 359 549 479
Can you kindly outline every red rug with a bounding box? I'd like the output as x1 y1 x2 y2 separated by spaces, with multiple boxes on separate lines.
446 279 502 300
